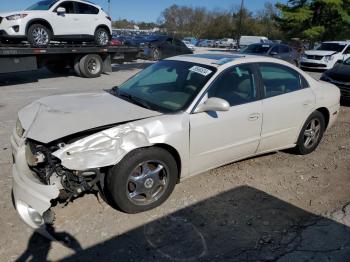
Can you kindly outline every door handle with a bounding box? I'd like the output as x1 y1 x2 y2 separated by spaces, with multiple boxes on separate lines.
248 113 260 121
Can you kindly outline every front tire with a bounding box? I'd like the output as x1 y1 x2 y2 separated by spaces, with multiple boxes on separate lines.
94 28 110 46
106 147 178 213
295 111 325 155
27 24 52 47
152 48 161 61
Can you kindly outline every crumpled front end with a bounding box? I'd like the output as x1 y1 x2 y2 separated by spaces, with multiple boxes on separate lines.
11 129 60 228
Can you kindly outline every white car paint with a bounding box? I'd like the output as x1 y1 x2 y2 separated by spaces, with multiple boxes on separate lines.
240 36 269 47
301 41 350 70
0 0 111 41
11 53 340 228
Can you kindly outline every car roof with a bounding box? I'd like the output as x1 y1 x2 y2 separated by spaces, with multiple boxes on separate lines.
322 41 350 45
166 53 294 68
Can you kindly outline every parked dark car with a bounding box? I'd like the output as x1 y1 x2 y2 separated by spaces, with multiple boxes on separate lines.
241 43 300 66
143 35 193 60
321 57 350 100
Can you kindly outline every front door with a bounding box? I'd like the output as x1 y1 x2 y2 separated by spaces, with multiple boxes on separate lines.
51 1 81 36
189 64 263 175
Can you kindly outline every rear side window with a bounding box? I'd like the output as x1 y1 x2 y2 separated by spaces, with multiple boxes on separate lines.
279 45 290 53
75 2 99 14
259 63 306 98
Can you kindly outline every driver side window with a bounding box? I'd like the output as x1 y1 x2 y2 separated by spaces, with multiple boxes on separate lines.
55 1 75 13
208 64 257 107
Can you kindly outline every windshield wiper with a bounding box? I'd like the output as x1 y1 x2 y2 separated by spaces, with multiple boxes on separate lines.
118 91 153 110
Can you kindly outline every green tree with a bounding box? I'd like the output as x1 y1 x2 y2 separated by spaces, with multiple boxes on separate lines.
276 0 350 41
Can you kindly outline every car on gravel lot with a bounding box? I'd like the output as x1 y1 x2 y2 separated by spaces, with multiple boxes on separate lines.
300 41 350 70
321 57 350 100
11 53 340 228
0 0 112 47
241 43 300 66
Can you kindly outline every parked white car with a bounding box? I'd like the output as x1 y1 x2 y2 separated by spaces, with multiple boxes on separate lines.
218 38 236 48
300 41 350 70
12 53 340 228
0 0 112 47
239 36 269 47
182 40 195 51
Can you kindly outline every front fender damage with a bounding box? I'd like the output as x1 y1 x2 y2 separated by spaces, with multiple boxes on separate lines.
52 123 154 171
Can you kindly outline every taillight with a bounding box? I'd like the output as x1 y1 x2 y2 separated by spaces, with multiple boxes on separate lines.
106 16 111 21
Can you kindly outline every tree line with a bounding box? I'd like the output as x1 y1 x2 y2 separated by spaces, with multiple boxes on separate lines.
113 0 350 41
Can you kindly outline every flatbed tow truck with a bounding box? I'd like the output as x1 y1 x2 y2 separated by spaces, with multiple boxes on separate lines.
0 43 141 78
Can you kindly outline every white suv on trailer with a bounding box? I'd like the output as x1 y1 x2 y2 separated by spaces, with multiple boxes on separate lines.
0 0 112 47
300 41 350 70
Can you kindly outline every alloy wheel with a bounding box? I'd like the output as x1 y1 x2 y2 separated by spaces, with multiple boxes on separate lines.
303 118 321 149
126 160 169 205
32 27 49 46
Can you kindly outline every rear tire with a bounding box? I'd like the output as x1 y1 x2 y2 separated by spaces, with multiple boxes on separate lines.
79 54 103 78
106 147 178 213
294 111 325 155
94 28 110 46
74 57 82 77
27 24 52 47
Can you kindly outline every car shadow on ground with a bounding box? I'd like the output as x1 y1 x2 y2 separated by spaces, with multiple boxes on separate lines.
20 185 350 261
111 61 153 72
17 225 82 262
0 69 73 87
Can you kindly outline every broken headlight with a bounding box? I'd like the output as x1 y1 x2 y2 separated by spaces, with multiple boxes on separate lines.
16 118 24 137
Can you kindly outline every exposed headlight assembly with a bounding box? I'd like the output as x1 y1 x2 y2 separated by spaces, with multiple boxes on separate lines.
6 14 28 20
16 118 24 137
324 55 334 62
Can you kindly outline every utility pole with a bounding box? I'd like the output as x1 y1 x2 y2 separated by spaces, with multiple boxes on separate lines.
108 0 111 16
237 0 244 49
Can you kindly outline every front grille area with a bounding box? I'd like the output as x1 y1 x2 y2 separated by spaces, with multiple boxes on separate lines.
306 55 323 60
301 62 327 68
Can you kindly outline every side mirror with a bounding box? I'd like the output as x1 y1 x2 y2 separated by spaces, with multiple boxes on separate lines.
194 97 230 114
270 51 278 56
57 7 66 14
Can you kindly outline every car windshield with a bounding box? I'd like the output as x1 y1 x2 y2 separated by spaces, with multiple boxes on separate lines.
316 43 346 52
26 0 58 10
114 60 216 113
241 44 271 54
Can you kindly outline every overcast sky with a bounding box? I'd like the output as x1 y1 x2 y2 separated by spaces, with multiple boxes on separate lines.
0 0 287 22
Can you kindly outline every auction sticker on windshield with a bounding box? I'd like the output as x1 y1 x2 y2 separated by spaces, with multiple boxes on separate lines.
189 66 212 76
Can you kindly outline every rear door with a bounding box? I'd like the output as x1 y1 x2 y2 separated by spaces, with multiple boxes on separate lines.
74 2 100 35
257 63 315 153
279 45 293 63
159 38 176 58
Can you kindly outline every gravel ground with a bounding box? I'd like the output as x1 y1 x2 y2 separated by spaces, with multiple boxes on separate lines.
0 51 349 261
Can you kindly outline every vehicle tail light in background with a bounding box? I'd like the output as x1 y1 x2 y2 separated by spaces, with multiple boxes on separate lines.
110 39 122 46
106 16 112 21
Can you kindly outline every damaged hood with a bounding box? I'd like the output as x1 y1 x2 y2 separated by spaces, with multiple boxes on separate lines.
18 92 162 143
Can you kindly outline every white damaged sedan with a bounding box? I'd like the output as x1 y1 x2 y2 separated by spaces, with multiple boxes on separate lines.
11 53 340 228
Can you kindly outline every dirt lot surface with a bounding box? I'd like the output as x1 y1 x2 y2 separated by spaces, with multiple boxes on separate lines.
0 52 349 261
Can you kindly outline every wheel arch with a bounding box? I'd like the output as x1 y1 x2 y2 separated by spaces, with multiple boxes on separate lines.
153 143 182 183
316 107 330 129
26 19 54 35
95 24 112 36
